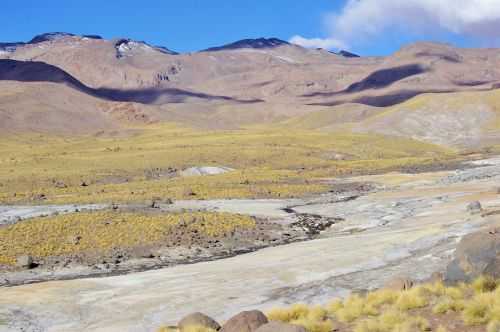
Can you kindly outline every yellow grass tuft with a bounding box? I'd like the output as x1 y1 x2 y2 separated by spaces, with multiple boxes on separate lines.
462 293 496 325
327 299 344 314
253 277 500 331
432 297 465 314
266 304 310 323
335 295 368 323
267 304 333 332
472 276 497 294
290 317 334 332
395 287 429 311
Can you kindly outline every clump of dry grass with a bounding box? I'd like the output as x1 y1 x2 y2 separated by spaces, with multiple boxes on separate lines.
472 275 497 294
432 297 465 314
353 309 430 332
267 304 334 332
264 277 500 332
290 317 334 332
334 294 374 323
155 277 500 332
394 286 429 311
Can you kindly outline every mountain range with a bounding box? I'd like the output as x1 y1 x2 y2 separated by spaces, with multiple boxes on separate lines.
2 32 500 148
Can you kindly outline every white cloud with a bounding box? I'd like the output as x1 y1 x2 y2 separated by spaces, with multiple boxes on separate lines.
294 0 500 50
289 35 347 50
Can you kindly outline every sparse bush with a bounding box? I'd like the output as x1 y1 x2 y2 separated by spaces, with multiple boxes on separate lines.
290 317 334 332
462 293 494 325
395 287 429 311
365 289 398 308
422 281 446 297
241 277 500 332
335 295 366 322
472 276 497 294
327 299 343 314
445 286 466 300
353 310 429 332
378 309 408 329
267 304 333 332
432 297 465 314
266 304 310 323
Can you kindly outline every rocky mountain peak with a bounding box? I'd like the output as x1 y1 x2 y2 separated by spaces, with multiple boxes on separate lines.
28 32 76 44
113 39 178 58
202 37 290 52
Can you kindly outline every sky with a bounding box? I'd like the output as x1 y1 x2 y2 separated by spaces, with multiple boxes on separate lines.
2 0 500 56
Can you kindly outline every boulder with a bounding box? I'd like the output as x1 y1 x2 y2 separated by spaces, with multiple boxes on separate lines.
178 312 220 331
467 201 482 214
255 322 306 332
221 310 268 332
444 226 500 282
16 255 34 269
180 166 234 177
384 277 414 291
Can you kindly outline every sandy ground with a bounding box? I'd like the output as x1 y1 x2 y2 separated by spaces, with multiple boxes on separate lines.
1 158 500 332
0 204 108 226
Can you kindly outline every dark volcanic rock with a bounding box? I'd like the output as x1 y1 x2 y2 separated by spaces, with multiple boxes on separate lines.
203 38 290 52
29 32 75 44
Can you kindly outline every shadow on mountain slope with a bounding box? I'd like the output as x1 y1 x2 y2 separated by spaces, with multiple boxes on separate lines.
304 64 428 99
307 89 454 107
0 59 263 105
344 64 428 93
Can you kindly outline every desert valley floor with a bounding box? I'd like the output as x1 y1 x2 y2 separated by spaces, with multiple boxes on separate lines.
1 155 500 331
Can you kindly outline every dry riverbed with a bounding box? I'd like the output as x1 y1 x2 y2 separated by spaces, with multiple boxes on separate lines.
1 157 500 331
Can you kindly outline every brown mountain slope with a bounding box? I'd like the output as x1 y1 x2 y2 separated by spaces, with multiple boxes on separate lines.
3 35 500 107
0 81 117 135
3 33 500 148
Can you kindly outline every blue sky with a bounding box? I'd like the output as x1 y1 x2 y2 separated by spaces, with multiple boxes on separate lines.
1 0 495 56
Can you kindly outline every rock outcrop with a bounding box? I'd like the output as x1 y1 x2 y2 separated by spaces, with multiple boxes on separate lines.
220 310 268 332
445 226 500 282
178 312 221 331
